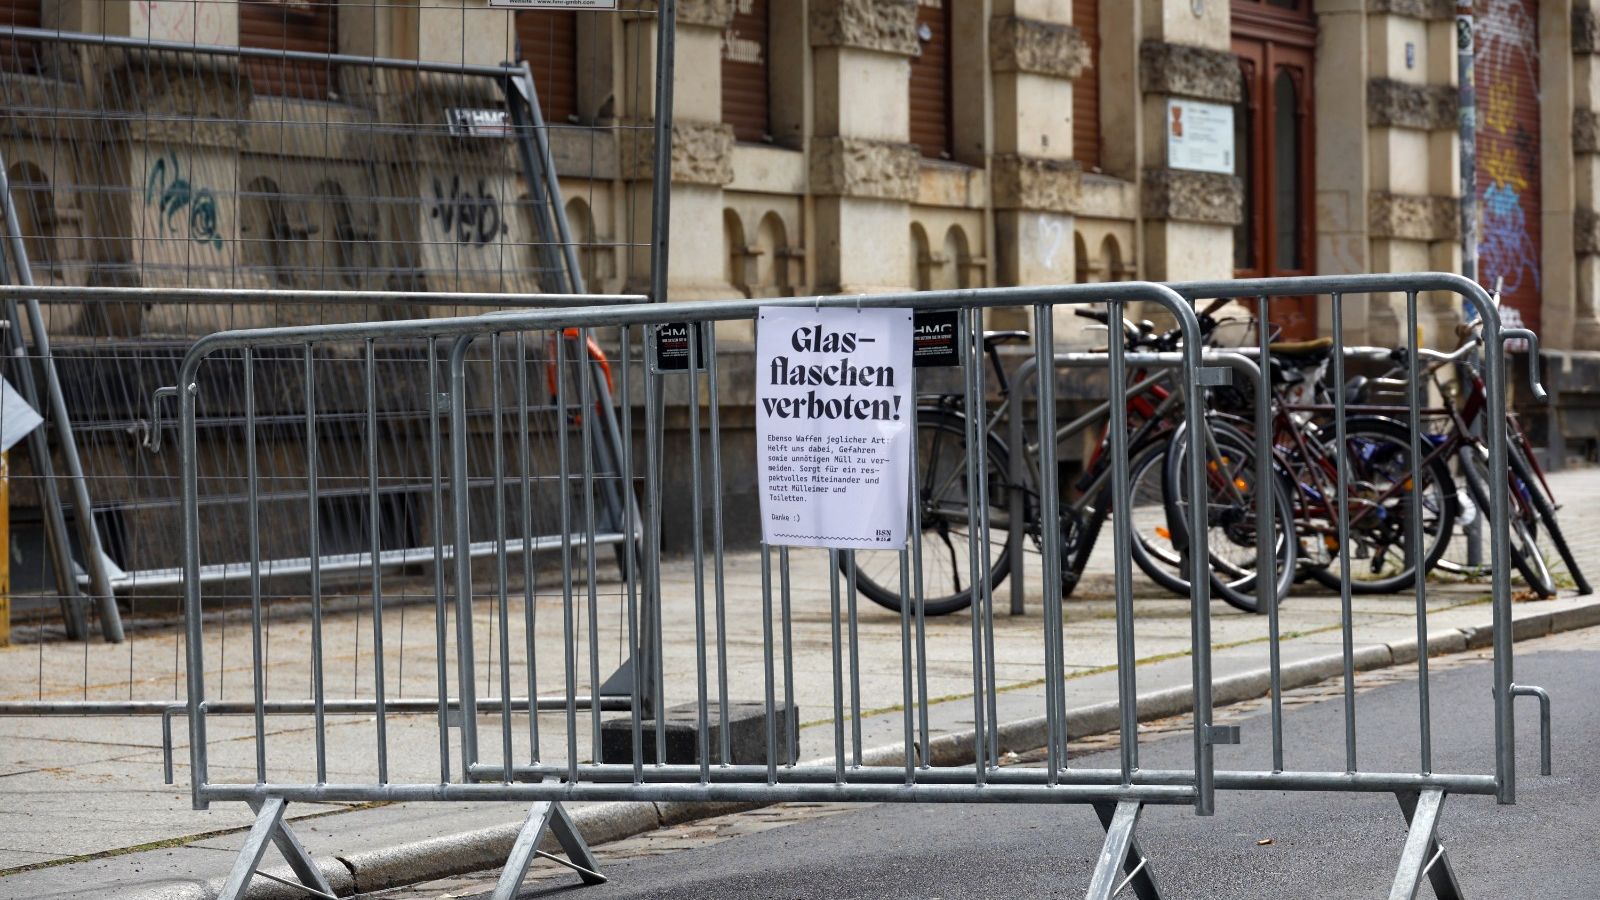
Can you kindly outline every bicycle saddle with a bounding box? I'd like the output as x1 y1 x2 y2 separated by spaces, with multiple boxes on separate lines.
982 330 1029 348
1266 336 1334 358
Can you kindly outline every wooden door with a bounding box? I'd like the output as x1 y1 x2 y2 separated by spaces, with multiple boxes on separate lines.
909 0 952 160
240 1 338 100
517 10 579 125
1232 6 1316 339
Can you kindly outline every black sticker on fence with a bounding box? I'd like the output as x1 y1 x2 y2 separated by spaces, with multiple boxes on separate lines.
912 310 960 368
653 322 707 373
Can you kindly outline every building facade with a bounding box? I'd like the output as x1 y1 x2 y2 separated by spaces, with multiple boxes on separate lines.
3 1 1599 435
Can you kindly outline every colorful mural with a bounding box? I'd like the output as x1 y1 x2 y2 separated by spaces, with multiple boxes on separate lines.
1475 0 1542 332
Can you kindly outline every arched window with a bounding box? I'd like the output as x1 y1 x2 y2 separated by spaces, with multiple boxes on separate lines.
724 208 751 295
1074 231 1091 284
1100 234 1124 281
240 177 295 287
517 9 579 125
911 223 933 291
7 162 54 281
909 0 952 160
755 212 789 294
240 1 339 100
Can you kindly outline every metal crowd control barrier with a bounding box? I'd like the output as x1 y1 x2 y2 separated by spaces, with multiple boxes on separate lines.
170 282 1218 900
166 273 1551 899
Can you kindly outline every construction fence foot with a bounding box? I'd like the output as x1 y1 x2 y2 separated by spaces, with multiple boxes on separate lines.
491 800 607 899
217 798 336 900
1088 800 1162 900
1390 789 1464 900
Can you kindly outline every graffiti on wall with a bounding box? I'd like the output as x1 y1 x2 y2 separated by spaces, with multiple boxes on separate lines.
1475 0 1541 331
145 153 223 251
134 1 227 45
429 174 507 246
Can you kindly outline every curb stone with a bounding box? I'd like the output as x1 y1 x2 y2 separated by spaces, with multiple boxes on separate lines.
124 599 1600 899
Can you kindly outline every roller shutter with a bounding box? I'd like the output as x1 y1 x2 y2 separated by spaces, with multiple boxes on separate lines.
721 0 769 143
1474 0 1542 333
517 10 579 126
0 0 40 74
240 1 338 100
1072 0 1100 171
909 0 951 160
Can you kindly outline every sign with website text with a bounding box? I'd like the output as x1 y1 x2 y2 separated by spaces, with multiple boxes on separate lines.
756 307 913 550
1167 98 1234 175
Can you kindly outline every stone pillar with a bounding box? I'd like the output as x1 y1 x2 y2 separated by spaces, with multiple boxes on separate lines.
989 4 1087 337
1314 0 1371 338
1137 18 1241 283
622 1 738 300
808 0 920 294
1573 3 1600 346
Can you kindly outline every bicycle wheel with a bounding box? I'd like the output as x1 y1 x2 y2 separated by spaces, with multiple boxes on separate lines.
844 408 1012 616
1305 417 1458 595
1457 441 1556 596
1162 419 1298 614
1124 440 1192 597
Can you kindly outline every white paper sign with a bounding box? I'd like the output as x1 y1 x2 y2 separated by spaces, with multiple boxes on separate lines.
489 0 616 8
1167 98 1235 175
757 307 913 550
0 376 42 453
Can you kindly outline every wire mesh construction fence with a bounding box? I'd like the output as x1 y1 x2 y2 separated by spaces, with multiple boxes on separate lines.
0 1 671 644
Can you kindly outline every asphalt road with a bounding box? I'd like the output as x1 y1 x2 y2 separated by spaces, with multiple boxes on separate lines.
399 630 1600 899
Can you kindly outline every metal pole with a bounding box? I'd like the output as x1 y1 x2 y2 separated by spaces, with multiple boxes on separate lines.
648 1 676 306
0 150 119 641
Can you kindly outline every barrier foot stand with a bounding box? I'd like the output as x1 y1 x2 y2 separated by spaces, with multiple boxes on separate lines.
491 800 607 899
1389 789 1464 900
1088 801 1163 900
217 798 337 900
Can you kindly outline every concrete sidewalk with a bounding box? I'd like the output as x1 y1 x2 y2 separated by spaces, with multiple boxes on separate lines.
2 467 1598 898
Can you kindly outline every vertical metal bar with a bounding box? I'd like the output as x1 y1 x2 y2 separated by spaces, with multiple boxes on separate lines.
304 344 326 784
972 320 999 767
0 154 118 640
899 489 916 783
961 309 987 783
761 544 778 782
1330 293 1358 774
1482 295 1515 804
1257 296 1284 773
1106 300 1138 785
620 326 643 783
845 550 863 768
705 322 732 766
179 364 209 807
686 325 710 780
365 340 389 784
1405 291 1433 775
1179 301 1215 816
244 350 266 784
428 340 450 783
780 546 796 766
643 328 667 764
1033 304 1064 784
516 335 540 765
450 338 480 777
579 331 603 761
555 335 578 783
828 548 846 784
908 400 931 766
492 339 513 781
648 1 676 305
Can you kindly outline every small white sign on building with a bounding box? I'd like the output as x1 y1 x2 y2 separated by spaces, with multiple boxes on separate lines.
488 0 617 8
1166 98 1235 175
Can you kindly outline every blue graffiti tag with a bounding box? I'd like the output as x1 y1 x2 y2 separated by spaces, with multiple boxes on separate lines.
145 153 223 250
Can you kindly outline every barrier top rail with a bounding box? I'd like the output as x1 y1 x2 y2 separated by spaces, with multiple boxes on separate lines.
0 285 645 309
